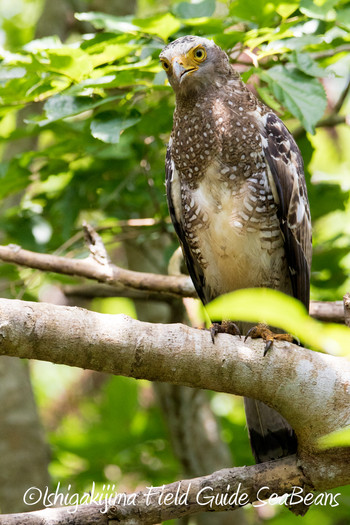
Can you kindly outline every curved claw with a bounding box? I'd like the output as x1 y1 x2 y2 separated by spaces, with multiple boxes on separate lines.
210 321 241 344
244 326 255 342
244 323 294 356
210 323 219 344
263 339 273 356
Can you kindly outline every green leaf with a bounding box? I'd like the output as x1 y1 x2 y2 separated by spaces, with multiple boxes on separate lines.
308 182 347 221
84 43 137 68
90 112 140 143
261 65 327 134
35 47 93 83
337 7 350 30
75 12 139 33
275 2 299 18
255 86 283 113
290 51 329 77
229 0 293 25
206 288 350 356
0 161 30 199
76 12 181 41
23 36 63 51
300 0 338 20
0 67 26 83
173 0 216 19
318 426 350 449
275 35 323 51
42 94 122 125
133 13 181 41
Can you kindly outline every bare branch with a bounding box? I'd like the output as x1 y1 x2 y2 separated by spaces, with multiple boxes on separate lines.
344 293 350 328
0 298 349 491
309 300 345 323
293 114 347 139
0 244 195 298
63 283 179 302
0 456 305 525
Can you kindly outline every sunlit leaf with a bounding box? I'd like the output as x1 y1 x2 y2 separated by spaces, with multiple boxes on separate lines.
77 11 181 40
35 47 93 82
23 36 63 51
173 0 216 19
318 426 350 449
337 7 350 29
133 13 181 41
229 0 293 25
0 66 26 83
84 43 137 68
75 12 139 33
300 0 338 20
206 288 350 356
275 2 299 18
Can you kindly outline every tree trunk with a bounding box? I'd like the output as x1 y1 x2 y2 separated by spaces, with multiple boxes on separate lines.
0 358 50 512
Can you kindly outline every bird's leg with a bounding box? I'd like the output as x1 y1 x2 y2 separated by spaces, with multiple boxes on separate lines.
210 321 241 344
244 323 294 356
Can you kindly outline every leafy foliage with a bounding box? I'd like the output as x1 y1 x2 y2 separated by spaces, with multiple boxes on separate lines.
0 0 349 299
1 0 350 522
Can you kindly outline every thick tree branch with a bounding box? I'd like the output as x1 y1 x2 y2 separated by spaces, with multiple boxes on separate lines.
0 245 346 322
0 298 349 491
0 456 306 525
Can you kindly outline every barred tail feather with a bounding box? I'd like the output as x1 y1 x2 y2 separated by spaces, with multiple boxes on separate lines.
244 397 297 463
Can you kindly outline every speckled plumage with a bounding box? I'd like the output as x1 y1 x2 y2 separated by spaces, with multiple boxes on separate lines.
161 36 312 464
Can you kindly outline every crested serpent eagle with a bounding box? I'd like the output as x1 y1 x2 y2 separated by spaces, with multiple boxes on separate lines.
160 36 312 464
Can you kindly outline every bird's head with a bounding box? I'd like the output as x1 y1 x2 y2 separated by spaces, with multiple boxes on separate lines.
159 36 231 95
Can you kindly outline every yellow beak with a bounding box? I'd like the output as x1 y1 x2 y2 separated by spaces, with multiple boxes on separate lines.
172 54 198 81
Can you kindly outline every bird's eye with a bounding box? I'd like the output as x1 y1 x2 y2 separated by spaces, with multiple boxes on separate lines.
161 60 170 71
193 47 206 61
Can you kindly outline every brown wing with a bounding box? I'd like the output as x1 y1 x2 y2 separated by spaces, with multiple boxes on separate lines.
262 112 312 309
165 146 207 304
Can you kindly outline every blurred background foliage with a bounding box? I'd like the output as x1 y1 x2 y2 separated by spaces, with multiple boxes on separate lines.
0 0 350 523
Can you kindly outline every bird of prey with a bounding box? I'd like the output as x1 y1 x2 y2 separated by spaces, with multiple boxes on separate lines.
160 36 312 464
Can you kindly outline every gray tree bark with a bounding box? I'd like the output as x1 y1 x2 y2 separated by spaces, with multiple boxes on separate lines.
0 357 50 512
0 298 348 491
